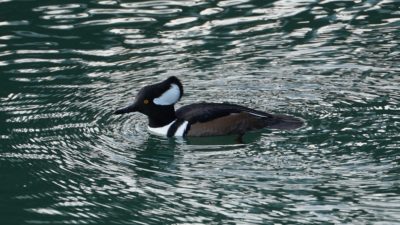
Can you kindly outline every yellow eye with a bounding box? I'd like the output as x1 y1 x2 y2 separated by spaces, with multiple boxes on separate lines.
143 99 149 104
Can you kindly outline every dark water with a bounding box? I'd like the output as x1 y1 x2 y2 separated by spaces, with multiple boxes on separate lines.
1 0 400 224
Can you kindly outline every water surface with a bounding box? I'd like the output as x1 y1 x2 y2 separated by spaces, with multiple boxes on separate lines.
1 0 400 224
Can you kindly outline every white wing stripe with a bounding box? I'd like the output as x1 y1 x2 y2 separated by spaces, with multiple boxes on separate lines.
247 111 269 118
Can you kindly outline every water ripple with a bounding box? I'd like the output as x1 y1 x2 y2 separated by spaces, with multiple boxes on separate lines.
1 0 400 224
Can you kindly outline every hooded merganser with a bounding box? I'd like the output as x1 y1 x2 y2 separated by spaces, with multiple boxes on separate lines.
114 76 303 137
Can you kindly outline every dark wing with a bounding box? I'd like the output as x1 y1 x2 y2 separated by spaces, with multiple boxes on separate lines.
176 103 303 136
176 103 274 123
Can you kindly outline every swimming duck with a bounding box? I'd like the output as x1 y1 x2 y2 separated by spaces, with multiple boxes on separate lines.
114 76 303 137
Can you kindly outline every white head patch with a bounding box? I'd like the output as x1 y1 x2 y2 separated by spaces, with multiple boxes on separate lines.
153 84 181 105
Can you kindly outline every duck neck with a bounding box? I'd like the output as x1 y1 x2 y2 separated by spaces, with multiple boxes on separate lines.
148 105 176 128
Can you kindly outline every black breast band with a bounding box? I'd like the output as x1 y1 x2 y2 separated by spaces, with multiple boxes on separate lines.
167 119 186 137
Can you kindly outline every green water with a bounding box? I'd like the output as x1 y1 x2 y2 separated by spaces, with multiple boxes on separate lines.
1 0 400 224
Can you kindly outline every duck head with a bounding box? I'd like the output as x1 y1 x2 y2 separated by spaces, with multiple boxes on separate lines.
114 76 183 127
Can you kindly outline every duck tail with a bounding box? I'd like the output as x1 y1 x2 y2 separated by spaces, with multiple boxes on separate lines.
267 114 304 130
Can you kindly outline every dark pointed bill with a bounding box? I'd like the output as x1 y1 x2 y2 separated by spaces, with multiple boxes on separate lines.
114 103 138 115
